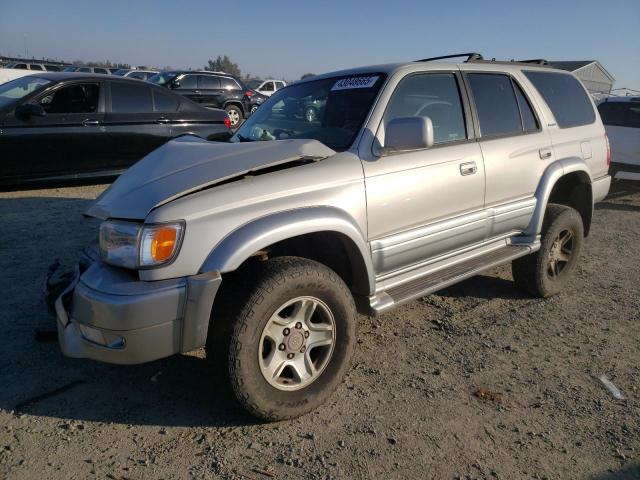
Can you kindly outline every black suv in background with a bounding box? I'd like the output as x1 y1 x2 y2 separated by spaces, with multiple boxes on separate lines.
149 71 252 127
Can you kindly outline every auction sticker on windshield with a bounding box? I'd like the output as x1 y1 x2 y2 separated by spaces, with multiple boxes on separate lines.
331 76 380 91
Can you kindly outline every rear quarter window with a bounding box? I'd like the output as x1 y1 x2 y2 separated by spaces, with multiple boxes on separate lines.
524 71 595 128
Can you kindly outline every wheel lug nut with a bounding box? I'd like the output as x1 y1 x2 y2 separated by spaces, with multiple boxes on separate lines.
287 353 294 359
300 346 306 353
283 328 290 336
278 343 286 351
295 322 302 329
304 331 309 338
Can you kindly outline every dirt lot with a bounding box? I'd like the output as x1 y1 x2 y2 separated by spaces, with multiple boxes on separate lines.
0 181 638 480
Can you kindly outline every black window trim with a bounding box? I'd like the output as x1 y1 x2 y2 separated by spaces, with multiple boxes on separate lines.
376 70 478 154
523 69 596 130
462 70 543 141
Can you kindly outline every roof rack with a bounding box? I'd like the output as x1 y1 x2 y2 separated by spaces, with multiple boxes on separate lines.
517 59 549 65
415 53 483 63
415 54 552 68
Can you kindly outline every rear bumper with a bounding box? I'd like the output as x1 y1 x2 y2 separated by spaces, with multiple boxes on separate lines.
55 256 221 365
610 162 640 177
592 174 611 203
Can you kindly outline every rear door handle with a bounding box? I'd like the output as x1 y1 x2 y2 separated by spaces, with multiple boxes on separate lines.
539 148 552 160
460 161 477 176
156 117 170 124
82 119 99 126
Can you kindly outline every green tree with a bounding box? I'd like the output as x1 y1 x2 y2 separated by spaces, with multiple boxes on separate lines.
300 73 315 80
205 55 241 77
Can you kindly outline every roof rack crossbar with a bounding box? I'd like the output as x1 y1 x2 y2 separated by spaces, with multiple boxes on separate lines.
415 53 483 63
517 59 549 65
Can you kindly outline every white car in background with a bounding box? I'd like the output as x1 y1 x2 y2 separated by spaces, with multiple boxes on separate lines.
598 97 640 180
0 68 36 85
246 79 286 96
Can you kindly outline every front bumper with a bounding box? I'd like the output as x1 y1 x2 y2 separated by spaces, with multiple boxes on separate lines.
54 254 222 365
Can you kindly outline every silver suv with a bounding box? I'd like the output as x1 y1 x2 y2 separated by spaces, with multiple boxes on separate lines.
53 53 611 421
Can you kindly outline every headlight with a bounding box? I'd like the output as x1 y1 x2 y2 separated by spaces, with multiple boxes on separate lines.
99 220 140 269
99 220 184 269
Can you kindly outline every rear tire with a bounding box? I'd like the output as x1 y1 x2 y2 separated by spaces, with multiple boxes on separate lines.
210 256 357 421
512 203 584 298
224 105 243 128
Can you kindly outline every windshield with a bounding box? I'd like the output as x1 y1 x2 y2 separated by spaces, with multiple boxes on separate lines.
232 74 385 151
0 76 51 109
113 69 129 76
149 71 178 86
62 66 78 72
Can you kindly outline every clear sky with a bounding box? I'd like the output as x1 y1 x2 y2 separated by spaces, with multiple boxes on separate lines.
1 0 638 88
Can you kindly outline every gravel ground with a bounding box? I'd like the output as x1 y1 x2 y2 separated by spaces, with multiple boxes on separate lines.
0 181 638 480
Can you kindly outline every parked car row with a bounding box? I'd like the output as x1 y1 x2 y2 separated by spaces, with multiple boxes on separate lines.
3 61 67 71
0 73 232 188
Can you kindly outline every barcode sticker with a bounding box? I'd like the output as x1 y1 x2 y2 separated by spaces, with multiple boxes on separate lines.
331 76 379 91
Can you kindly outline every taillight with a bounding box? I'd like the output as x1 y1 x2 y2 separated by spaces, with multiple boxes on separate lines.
224 116 231 129
605 133 611 167
245 90 254 97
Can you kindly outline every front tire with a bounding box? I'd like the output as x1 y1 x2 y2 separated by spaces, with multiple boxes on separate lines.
222 257 357 421
512 204 584 298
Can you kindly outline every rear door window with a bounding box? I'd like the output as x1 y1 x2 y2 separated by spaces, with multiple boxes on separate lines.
177 74 197 89
597 102 640 128
468 73 522 137
111 82 153 113
198 75 221 89
524 71 595 128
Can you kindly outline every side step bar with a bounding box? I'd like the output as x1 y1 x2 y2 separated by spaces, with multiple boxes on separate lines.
368 244 532 315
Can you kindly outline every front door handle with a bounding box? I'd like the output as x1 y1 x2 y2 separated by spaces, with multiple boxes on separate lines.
82 119 99 126
539 148 552 160
460 161 477 176
156 117 170 124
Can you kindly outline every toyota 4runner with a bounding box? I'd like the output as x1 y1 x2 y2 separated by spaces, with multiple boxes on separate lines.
52 53 611 421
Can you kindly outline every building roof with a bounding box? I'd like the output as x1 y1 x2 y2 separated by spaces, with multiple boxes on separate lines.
548 61 596 71
549 60 615 82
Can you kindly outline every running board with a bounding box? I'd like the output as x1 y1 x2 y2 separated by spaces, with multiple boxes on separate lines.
368 244 531 315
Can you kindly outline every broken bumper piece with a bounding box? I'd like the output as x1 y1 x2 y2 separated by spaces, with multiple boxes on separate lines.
53 251 222 365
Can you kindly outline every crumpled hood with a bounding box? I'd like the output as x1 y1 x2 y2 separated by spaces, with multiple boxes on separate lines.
86 136 336 220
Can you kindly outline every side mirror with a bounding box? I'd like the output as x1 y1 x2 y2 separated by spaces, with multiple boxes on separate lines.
380 116 434 155
170 81 180 89
15 103 47 120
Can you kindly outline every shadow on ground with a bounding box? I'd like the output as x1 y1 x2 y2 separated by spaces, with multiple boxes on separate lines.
589 462 640 480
